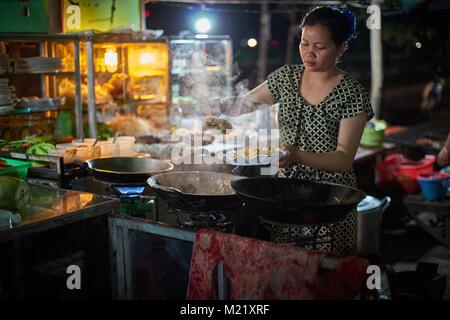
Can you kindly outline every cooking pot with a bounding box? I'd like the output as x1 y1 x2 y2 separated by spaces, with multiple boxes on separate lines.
147 171 244 212
357 195 391 256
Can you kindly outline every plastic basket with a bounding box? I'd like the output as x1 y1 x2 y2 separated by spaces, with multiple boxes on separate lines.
375 153 435 194
0 157 32 180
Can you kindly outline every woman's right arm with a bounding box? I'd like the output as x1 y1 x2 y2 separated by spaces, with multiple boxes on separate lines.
215 81 276 116
242 80 276 105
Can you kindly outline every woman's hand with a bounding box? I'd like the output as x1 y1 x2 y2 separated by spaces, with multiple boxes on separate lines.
279 145 301 168
437 147 449 167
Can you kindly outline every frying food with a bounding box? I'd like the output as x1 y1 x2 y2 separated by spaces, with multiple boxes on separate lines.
203 116 233 134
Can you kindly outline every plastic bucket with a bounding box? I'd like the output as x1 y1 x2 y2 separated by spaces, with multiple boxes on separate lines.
418 172 450 201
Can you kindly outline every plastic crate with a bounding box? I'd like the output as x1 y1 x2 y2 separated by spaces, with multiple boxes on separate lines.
0 157 32 180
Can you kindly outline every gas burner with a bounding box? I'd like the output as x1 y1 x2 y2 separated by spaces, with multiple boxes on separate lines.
89 177 148 196
169 207 231 229
112 185 145 197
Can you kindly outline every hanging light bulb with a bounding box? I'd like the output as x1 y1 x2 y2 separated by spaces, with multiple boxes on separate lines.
104 48 118 73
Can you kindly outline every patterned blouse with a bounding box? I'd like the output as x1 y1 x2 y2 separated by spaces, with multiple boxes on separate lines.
268 64 374 188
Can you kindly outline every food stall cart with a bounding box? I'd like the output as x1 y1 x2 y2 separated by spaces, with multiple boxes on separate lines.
78 32 170 138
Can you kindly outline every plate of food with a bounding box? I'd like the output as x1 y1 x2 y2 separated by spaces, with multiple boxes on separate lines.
225 147 288 166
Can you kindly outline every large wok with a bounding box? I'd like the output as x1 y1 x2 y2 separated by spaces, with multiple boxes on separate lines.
86 157 173 185
147 171 244 212
231 177 366 225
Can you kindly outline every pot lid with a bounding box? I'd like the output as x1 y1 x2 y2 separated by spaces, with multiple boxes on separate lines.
357 195 382 213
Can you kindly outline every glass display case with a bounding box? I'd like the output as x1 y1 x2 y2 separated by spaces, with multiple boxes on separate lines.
0 34 83 140
169 36 233 119
79 32 170 138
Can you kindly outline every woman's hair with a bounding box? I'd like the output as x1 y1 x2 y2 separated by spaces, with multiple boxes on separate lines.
300 6 357 46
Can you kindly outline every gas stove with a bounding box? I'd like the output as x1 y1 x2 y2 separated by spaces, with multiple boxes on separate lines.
70 176 234 231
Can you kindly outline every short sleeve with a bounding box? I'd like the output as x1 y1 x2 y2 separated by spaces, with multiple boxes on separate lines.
342 84 374 121
267 65 290 103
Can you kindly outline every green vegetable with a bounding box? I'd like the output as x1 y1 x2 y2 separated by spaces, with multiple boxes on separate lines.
0 176 30 211
26 143 56 156
97 123 114 141
26 143 56 167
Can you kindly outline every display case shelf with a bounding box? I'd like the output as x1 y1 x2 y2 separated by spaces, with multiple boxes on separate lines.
0 33 83 139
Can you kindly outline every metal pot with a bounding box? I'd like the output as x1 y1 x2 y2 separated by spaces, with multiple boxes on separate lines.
357 195 391 256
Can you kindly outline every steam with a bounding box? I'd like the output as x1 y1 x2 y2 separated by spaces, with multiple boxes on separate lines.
168 37 280 176
170 40 235 117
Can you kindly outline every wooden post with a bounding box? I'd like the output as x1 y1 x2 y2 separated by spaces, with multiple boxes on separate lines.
369 0 383 118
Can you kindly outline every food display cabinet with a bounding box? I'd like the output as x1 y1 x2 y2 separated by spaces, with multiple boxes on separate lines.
0 34 83 140
79 33 170 138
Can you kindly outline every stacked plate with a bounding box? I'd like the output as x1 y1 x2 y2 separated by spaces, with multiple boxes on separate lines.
14 56 63 73
16 96 65 111
0 78 16 114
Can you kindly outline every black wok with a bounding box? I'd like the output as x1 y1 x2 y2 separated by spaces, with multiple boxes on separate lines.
231 177 366 225
147 171 244 212
86 157 173 184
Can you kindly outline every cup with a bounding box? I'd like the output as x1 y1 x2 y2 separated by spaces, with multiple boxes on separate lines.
0 209 21 229
108 136 135 157
98 141 120 157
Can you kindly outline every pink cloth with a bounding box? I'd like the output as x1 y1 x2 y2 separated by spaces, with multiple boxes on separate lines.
187 229 369 300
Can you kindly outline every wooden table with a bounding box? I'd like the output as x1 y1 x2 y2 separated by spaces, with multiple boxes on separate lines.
354 142 397 165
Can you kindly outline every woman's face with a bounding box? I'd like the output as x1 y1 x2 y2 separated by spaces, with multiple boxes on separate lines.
299 24 345 72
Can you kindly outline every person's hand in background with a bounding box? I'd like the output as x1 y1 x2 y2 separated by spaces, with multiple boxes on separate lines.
437 147 449 167
437 132 450 167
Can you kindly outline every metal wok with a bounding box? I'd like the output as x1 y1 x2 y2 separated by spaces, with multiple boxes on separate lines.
86 157 173 185
147 171 244 212
231 177 366 225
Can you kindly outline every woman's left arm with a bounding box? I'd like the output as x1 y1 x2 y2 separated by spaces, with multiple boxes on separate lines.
280 113 368 172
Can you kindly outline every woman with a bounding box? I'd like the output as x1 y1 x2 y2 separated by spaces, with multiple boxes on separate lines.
227 6 374 256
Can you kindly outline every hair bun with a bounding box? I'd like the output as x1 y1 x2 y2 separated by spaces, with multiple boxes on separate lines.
330 6 358 42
